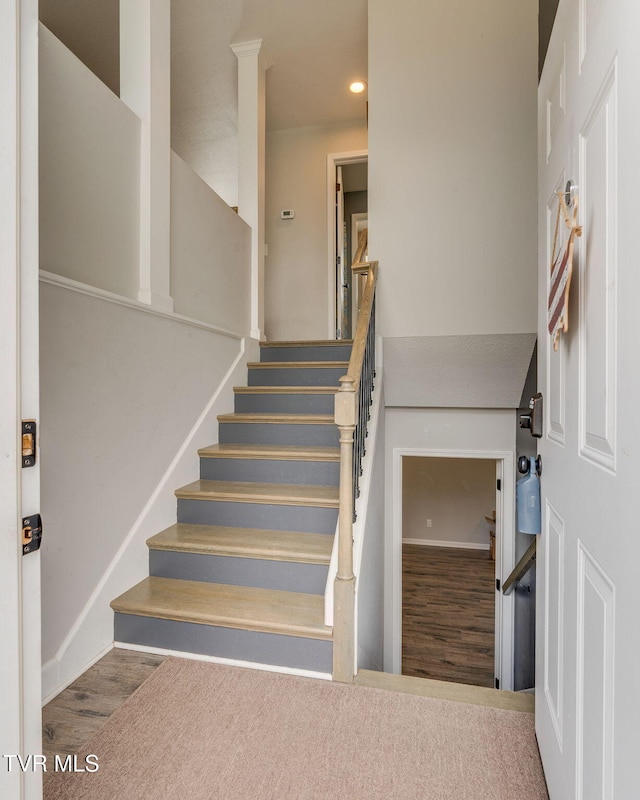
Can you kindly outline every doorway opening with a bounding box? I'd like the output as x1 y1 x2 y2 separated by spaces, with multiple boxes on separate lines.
391 448 516 690
402 456 498 688
326 150 368 340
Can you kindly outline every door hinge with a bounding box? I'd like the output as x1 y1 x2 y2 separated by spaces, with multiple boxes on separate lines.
496 479 501 491
495 677 500 690
496 578 501 591
22 419 37 467
22 514 43 555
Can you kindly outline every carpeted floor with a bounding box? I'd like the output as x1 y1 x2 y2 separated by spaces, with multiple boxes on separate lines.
44 658 548 800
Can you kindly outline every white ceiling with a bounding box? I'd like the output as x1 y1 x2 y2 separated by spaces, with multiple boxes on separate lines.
172 0 368 134
237 0 368 131
173 0 368 202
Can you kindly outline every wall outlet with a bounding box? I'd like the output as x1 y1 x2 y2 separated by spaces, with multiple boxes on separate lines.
426 519 432 528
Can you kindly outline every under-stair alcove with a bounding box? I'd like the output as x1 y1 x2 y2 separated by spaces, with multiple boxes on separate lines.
383 332 537 691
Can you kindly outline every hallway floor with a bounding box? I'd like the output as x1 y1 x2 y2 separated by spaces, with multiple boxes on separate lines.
402 544 495 687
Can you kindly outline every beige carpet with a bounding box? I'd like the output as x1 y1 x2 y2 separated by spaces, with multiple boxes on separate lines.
44 658 548 800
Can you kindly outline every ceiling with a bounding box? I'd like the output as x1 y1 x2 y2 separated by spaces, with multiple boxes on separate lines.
237 0 368 131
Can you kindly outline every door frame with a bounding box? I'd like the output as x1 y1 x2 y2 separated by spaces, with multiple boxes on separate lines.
350 212 368 326
0 1 42 797
389 447 515 690
326 150 368 339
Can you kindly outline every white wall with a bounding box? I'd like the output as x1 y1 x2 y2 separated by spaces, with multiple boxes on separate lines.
39 0 120 95
265 121 368 341
39 280 257 699
171 151 251 333
368 0 538 338
402 456 495 548
384 407 516 673
356 383 385 672
39 24 140 300
170 0 241 208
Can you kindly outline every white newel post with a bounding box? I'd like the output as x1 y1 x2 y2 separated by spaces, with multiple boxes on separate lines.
231 40 272 341
120 0 173 312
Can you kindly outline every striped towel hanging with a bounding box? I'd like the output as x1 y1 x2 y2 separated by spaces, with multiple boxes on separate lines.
548 191 582 351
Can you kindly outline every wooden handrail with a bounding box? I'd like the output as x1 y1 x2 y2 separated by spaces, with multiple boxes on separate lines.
333 260 378 683
353 228 368 266
343 261 378 388
502 538 537 596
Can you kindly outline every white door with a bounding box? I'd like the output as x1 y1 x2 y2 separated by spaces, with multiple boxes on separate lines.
0 2 42 798
537 1 640 797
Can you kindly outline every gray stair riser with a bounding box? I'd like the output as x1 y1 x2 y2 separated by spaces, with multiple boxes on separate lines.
178 498 338 534
219 422 339 447
248 367 345 387
149 551 328 594
114 614 332 673
235 393 335 415
200 457 339 486
260 345 352 363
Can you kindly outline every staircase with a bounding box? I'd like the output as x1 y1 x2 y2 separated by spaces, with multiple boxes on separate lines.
111 340 352 674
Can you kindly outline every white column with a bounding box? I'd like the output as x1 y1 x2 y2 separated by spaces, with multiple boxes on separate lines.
231 39 272 340
120 0 173 312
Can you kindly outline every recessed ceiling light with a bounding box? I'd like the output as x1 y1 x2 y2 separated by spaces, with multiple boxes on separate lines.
349 80 367 94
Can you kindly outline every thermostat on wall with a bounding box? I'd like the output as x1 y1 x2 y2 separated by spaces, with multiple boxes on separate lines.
280 209 295 220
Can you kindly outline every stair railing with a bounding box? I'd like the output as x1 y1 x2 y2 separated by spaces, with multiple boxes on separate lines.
502 538 537 595
333 260 378 683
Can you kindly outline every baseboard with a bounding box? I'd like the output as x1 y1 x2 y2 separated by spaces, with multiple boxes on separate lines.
114 641 332 682
42 643 113 706
41 337 260 703
402 538 490 551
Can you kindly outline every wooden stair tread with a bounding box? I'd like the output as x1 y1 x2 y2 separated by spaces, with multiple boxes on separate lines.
147 524 333 564
260 340 353 348
217 412 334 425
111 577 332 640
247 361 348 369
175 479 339 507
198 443 339 461
233 385 338 394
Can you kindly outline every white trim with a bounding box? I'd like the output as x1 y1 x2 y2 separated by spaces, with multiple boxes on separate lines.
115 642 331 682
230 39 273 70
391 447 515 690
39 270 245 340
41 643 114 706
402 539 491 551
326 150 368 338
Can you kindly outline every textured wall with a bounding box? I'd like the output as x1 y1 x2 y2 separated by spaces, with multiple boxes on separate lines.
403 457 495 548
265 121 368 341
369 0 538 339
383 333 537 408
170 152 251 332
39 25 140 300
40 282 242 668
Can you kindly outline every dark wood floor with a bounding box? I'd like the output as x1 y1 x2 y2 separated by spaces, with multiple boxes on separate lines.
402 544 496 688
42 648 165 760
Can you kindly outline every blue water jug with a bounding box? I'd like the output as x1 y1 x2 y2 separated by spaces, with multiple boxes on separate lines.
516 456 541 535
